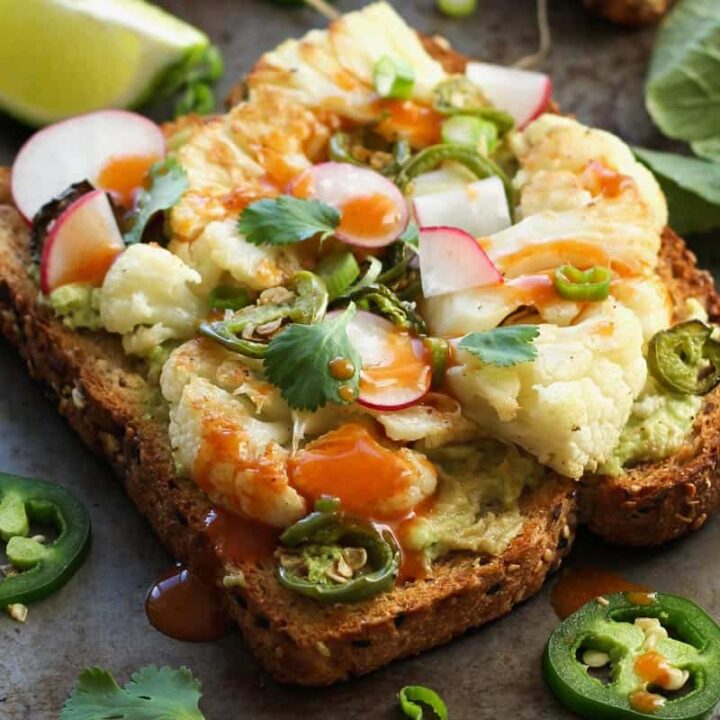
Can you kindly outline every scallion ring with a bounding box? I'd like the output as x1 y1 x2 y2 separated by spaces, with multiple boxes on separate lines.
373 55 415 100
436 0 477 18
553 265 611 302
399 685 448 720
441 115 498 154
316 251 360 301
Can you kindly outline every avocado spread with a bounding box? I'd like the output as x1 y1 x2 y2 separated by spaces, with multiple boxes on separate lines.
600 377 701 476
406 440 545 561
48 283 102 330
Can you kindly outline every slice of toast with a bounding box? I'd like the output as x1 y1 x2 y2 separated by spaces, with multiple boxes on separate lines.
1 33 718 687
0 167 576 685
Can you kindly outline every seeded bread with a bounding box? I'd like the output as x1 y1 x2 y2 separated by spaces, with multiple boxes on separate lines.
0 35 717 686
0 165 576 685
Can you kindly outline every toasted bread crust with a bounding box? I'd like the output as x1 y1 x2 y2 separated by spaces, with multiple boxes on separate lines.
579 229 720 546
0 166 576 685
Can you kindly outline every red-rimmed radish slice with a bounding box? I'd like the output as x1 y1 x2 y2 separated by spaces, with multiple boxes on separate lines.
12 110 165 222
40 190 125 294
413 176 512 238
465 63 552 129
291 162 408 248
419 226 502 298
328 309 431 410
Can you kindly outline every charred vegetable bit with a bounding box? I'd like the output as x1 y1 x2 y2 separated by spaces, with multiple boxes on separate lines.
329 130 411 179
0 473 90 607
30 180 95 264
553 265 612 302
199 272 328 357
342 283 426 334
277 498 400 603
544 592 720 720
648 321 720 396
397 143 514 203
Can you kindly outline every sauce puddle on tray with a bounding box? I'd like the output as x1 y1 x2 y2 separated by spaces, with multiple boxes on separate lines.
550 567 652 619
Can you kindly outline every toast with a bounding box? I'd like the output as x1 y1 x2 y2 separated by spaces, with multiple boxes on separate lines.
1 30 718 688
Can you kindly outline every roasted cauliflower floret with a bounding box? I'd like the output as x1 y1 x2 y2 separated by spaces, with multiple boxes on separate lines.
171 219 302 296
447 301 647 478
100 244 204 356
168 376 303 528
512 114 668 233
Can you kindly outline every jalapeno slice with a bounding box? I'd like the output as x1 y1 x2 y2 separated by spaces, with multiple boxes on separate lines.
0 473 90 607
396 143 514 204
544 592 720 720
199 271 328 358
648 320 720 396
553 265 612 302
276 499 400 603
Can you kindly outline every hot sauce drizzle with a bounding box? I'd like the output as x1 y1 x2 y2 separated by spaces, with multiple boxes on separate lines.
97 153 160 208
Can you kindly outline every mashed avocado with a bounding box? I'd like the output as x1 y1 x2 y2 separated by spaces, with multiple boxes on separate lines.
48 283 102 330
406 440 545 561
600 378 701 476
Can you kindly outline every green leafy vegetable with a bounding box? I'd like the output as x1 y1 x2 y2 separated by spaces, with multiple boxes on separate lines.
399 686 448 720
160 44 224 117
238 195 340 246
398 220 419 249
124 157 189 245
459 325 540 367
263 304 361 411
634 147 720 234
61 665 204 720
692 136 720 163
646 0 720 147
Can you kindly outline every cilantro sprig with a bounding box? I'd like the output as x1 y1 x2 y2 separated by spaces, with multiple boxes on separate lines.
459 325 539 367
61 665 205 720
237 195 340 246
124 157 189 245
263 304 360 411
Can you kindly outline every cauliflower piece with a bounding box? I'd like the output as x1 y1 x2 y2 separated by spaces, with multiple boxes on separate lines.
168 377 303 528
512 114 668 233
611 276 672 343
447 300 647 478
100 245 204 354
170 219 302 296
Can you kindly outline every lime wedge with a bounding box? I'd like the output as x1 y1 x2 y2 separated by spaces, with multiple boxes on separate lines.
0 0 209 126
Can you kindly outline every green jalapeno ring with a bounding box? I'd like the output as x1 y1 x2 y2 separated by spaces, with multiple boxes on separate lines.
277 501 400 604
553 265 612 302
544 592 720 720
648 320 720 396
198 322 269 358
0 473 91 607
208 285 250 312
396 143 515 205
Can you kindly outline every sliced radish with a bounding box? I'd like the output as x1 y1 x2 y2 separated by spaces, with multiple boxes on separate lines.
329 309 431 410
414 176 512 238
12 110 165 222
291 162 408 248
465 62 552 129
40 190 125 294
419 226 502 298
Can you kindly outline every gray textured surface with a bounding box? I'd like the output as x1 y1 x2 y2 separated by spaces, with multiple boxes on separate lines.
1 1 719 718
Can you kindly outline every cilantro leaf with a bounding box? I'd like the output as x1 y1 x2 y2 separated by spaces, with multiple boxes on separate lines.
459 325 539 367
237 195 340 246
61 665 204 720
124 157 189 245
263 304 361 411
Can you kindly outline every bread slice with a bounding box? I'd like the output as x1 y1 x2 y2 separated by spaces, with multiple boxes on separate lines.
1 33 717 687
0 166 576 685
579 229 720 546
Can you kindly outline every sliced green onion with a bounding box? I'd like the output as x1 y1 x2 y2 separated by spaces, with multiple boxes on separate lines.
553 265 611 302
347 256 383 294
436 0 477 18
399 686 448 720
209 285 250 311
373 55 415 100
316 251 360 300
423 337 449 389
441 115 498 154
